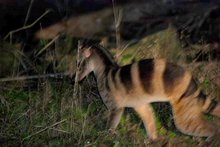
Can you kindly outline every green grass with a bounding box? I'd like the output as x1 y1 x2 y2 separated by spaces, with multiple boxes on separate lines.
1 78 213 146
0 26 220 146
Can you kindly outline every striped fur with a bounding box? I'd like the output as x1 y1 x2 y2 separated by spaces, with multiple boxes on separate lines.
76 45 220 145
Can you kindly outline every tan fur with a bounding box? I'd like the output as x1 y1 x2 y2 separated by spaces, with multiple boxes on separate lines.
170 71 192 103
134 104 158 140
76 45 220 146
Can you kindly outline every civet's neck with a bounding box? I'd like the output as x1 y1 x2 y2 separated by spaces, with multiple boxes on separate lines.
90 45 119 79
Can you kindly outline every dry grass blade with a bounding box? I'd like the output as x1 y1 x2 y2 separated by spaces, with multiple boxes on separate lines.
127 46 142 64
4 9 52 43
22 119 67 142
70 41 84 130
116 9 123 28
35 35 60 57
117 40 135 59
2 47 32 73
23 0 35 27
49 128 70 134
0 94 9 111
7 48 29 70
112 0 123 64
72 41 85 104
78 103 92 145
6 109 30 130
73 41 82 99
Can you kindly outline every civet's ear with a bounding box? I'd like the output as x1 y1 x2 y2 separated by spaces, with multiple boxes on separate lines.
83 47 92 58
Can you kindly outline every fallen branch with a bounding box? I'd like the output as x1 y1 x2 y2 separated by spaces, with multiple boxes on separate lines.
0 73 70 82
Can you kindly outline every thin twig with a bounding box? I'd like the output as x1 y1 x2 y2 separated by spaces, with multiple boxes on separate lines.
71 41 83 130
35 35 60 57
22 119 67 142
0 73 70 82
4 9 52 42
73 40 82 99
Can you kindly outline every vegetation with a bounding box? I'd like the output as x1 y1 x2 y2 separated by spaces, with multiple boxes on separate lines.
0 2 220 146
1 27 219 147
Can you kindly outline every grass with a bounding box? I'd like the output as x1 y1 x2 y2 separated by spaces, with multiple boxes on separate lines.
117 24 185 66
0 22 220 147
0 77 148 146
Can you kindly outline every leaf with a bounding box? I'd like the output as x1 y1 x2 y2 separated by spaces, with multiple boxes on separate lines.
113 141 119 147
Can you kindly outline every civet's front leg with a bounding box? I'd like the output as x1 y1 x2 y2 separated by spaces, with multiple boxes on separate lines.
107 107 124 130
134 104 158 140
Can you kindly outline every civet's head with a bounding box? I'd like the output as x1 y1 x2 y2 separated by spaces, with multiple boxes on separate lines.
76 45 117 82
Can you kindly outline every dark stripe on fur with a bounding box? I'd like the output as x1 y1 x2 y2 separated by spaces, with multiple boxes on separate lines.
206 100 218 113
105 67 111 91
111 68 118 88
192 124 199 134
178 78 198 103
120 64 132 93
185 119 192 132
163 62 185 94
198 91 207 105
93 45 118 67
138 59 154 94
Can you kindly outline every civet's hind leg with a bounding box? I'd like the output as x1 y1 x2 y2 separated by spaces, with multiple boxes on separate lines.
107 107 124 130
202 99 220 118
207 103 220 117
134 104 158 140
172 98 220 146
